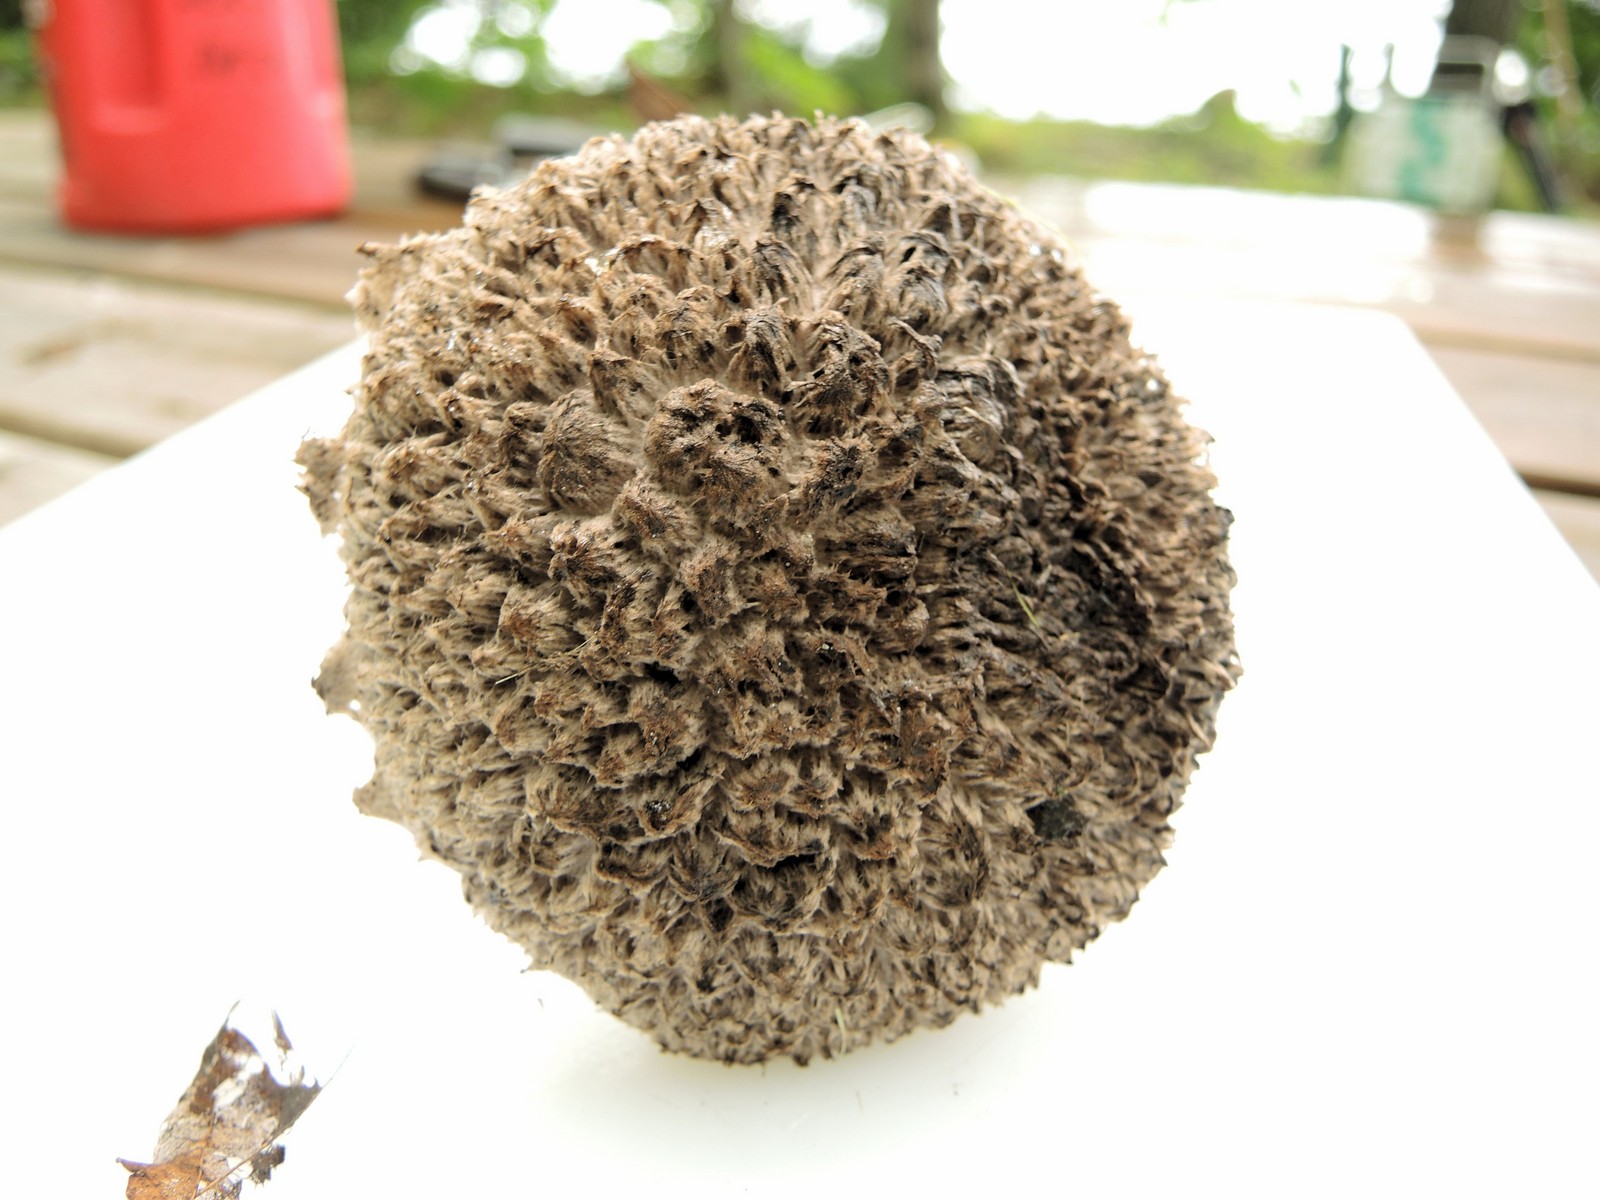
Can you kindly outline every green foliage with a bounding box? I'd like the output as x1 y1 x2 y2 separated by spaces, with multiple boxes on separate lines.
629 2 713 94
0 0 36 105
340 0 578 133
629 0 943 122
1539 0 1600 106
1516 0 1600 202
3 0 1592 212
739 25 855 115
953 98 1343 195
337 0 435 83
0 37 38 107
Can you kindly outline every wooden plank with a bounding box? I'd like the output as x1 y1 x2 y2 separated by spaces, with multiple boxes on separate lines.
0 110 56 201
0 109 460 220
0 112 463 308
9 104 1600 356
1059 232 1600 364
1015 178 1600 362
0 428 116 527
1533 490 1600 584
0 266 354 457
1427 347 1600 495
0 194 456 311
1017 176 1600 280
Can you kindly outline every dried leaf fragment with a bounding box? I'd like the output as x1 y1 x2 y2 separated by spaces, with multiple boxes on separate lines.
119 1012 322 1200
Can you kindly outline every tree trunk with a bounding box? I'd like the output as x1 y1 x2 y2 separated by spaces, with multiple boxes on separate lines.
1443 0 1523 45
899 0 945 123
710 0 755 117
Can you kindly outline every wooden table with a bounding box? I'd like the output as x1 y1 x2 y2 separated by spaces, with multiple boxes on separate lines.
2 108 1598 581
3 303 1595 1197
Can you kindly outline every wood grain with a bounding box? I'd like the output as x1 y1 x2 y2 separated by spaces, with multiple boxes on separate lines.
0 113 461 309
1534 490 1600 583
0 266 353 457
1429 347 1600 496
0 427 116 525
2 107 1596 582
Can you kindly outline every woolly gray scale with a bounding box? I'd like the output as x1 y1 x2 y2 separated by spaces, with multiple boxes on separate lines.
300 114 1239 1065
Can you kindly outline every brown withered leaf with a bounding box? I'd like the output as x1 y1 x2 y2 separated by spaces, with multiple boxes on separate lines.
119 1012 322 1200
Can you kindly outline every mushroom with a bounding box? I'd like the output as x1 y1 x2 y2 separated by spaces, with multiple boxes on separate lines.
300 115 1239 1064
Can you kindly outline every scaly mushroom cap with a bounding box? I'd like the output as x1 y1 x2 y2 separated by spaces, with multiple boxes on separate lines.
300 114 1239 1064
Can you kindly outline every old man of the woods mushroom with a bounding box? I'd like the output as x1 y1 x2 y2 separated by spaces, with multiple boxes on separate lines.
300 115 1238 1065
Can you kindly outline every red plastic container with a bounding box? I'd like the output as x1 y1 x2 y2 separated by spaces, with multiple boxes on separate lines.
35 0 351 233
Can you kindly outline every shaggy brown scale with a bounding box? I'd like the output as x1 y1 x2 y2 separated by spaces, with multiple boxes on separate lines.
301 114 1238 1065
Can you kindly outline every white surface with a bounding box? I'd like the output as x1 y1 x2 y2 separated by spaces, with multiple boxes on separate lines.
2 303 1596 1197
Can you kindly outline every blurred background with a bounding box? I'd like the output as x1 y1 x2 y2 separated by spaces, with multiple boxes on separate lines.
7 0 1595 209
0 0 1597 577
333 0 1596 211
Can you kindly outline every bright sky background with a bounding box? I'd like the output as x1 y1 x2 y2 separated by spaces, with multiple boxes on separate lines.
406 0 1457 134
941 0 1452 131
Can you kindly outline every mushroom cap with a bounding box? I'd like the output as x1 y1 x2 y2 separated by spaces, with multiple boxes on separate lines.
301 114 1239 1064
